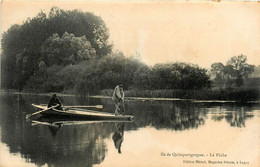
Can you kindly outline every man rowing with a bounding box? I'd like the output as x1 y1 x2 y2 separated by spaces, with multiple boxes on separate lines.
48 94 63 110
112 83 125 115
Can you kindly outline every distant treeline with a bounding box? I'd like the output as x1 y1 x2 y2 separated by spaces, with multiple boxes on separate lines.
1 7 259 101
23 52 211 95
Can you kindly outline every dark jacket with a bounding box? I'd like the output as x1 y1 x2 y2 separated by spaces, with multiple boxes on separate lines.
48 97 62 110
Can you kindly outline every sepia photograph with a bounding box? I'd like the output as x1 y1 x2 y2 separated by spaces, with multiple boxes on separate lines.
0 0 260 167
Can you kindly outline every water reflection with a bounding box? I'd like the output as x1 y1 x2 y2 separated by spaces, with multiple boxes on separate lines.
0 94 115 166
31 119 62 137
48 125 61 137
116 100 208 131
0 93 258 167
27 122 110 167
112 123 125 154
208 105 255 128
225 109 254 128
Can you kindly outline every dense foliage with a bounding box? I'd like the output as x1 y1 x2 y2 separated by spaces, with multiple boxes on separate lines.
150 63 210 90
40 32 96 66
210 55 255 87
24 52 211 95
1 7 112 90
2 7 257 100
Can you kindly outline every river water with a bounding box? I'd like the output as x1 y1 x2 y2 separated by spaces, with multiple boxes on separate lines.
0 92 259 167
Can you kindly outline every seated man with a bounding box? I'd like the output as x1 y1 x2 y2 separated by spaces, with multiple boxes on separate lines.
48 94 63 110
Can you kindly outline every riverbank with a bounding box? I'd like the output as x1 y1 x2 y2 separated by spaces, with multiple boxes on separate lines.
101 88 260 103
1 88 259 103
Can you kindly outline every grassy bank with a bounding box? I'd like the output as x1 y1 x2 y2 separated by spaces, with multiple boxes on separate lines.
101 89 260 102
4 88 259 102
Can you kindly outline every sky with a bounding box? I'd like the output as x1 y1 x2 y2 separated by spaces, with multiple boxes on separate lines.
1 1 260 68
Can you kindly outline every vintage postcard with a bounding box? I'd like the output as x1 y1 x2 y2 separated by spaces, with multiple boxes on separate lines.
1 0 259 167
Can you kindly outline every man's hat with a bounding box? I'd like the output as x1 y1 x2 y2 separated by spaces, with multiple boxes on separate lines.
119 83 123 87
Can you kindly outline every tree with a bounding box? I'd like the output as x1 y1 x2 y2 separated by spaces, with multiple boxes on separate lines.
1 7 112 90
211 63 225 80
46 7 112 57
150 63 210 90
210 55 255 87
176 63 210 89
24 65 64 92
226 55 255 86
251 65 260 78
41 32 96 66
1 25 22 89
133 64 152 89
151 63 181 89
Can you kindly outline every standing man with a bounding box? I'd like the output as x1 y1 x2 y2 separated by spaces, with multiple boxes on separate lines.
48 94 63 110
112 83 125 115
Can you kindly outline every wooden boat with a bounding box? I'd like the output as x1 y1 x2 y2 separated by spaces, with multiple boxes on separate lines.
31 117 132 127
31 104 134 121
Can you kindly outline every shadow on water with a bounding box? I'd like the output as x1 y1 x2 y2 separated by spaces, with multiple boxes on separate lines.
48 124 61 137
112 122 125 154
0 93 258 167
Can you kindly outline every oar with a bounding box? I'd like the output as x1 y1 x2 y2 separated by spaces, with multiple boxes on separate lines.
31 120 61 128
26 104 59 119
64 105 103 109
